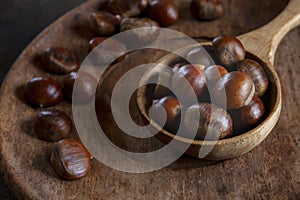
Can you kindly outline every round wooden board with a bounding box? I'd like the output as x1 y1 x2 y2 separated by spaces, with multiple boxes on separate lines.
1 0 300 199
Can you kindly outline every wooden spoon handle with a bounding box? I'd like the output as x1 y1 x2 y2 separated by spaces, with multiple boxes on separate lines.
238 0 300 65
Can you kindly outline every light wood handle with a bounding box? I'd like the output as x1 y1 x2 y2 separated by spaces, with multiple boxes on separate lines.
238 0 300 65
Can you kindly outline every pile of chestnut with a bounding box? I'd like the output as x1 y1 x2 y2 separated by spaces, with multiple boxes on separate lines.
150 35 268 140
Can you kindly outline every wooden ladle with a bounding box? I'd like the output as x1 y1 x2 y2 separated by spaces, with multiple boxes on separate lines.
137 0 300 160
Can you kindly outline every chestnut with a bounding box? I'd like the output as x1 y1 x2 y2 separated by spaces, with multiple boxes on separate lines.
89 37 107 51
149 96 181 132
103 0 148 18
120 18 160 47
24 77 63 108
184 103 233 140
190 0 224 21
33 109 72 142
202 45 223 65
198 65 228 103
42 47 79 75
172 63 186 72
205 65 228 89
236 59 269 97
147 0 179 27
62 71 98 104
50 139 92 180
88 37 127 64
89 12 121 36
171 64 206 104
212 35 245 66
186 47 215 67
153 67 173 99
212 71 255 110
229 96 265 134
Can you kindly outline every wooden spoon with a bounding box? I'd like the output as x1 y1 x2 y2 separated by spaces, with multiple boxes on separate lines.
137 0 300 160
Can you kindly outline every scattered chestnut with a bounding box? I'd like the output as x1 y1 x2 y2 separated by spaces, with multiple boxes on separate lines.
205 65 228 89
171 64 206 104
212 71 255 110
62 71 98 104
236 59 269 97
89 12 121 36
147 0 179 27
184 103 233 140
212 35 245 66
88 37 126 64
190 0 224 21
149 96 181 132
120 18 160 46
229 96 265 134
186 47 215 67
50 139 92 180
43 47 79 75
33 109 72 142
103 0 148 18
24 77 63 108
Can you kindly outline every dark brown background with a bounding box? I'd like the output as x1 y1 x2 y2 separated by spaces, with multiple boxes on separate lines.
0 1 86 199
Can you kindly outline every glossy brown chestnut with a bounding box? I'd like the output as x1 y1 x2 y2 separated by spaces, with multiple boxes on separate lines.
172 63 186 72
24 77 63 108
43 47 79 75
120 18 160 46
229 96 265 134
201 45 223 65
50 139 92 180
205 65 228 89
236 59 269 97
103 0 148 18
171 64 206 104
147 0 179 27
33 109 72 142
186 47 215 67
212 71 255 109
212 35 245 66
149 62 186 100
184 103 233 140
89 37 107 51
150 96 181 132
62 72 98 104
89 12 121 36
153 67 173 99
190 0 224 21
88 37 127 64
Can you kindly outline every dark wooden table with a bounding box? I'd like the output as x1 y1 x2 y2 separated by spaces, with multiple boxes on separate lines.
0 0 299 199
0 1 86 199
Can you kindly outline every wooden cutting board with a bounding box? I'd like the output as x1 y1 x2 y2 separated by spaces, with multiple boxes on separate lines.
1 0 299 199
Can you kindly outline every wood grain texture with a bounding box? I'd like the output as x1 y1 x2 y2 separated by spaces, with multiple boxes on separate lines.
0 0 299 199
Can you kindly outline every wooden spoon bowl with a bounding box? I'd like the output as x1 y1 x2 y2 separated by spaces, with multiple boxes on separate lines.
137 0 300 160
